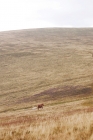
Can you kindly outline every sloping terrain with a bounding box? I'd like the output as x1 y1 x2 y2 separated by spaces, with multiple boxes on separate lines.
0 28 93 112
17 85 92 104
1 28 93 140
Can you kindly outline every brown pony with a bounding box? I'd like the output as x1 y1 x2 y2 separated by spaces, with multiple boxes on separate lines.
38 104 44 110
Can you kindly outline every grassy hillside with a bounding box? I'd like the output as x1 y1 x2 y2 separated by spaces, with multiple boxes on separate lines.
1 28 93 139
0 28 93 112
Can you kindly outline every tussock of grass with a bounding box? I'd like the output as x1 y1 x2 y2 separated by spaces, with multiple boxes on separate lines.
83 101 93 107
83 97 93 107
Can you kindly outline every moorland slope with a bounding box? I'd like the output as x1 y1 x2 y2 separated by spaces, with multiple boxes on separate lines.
0 28 93 112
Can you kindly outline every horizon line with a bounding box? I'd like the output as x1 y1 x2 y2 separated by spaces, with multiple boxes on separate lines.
0 26 93 33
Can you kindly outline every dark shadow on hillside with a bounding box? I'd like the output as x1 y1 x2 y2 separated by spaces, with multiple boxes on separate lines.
17 85 92 104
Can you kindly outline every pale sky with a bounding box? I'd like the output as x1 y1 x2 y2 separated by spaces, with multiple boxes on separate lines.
0 0 93 31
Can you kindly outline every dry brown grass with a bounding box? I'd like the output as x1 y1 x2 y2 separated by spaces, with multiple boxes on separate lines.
0 99 93 140
0 28 93 139
0 28 93 112
1 111 93 140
